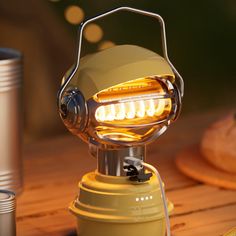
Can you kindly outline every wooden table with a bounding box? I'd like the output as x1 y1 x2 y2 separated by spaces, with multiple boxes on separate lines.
17 110 236 236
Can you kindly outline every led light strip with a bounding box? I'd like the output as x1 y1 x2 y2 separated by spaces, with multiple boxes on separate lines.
95 99 169 122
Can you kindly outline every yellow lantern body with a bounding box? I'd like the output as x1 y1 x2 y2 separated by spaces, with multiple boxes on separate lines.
58 7 184 236
62 45 180 146
70 172 173 236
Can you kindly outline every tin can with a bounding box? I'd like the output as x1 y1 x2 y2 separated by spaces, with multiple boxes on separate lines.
0 48 23 195
0 190 16 236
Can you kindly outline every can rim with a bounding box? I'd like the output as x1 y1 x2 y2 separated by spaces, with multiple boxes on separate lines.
0 190 15 214
0 48 22 64
0 190 15 202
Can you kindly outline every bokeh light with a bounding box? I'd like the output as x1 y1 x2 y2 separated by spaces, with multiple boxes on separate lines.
84 23 103 43
64 5 84 25
98 40 116 50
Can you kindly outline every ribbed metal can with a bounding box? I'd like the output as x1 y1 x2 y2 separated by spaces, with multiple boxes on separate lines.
0 48 23 195
0 190 16 236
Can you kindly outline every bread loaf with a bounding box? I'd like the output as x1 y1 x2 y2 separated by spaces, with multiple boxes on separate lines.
201 113 236 174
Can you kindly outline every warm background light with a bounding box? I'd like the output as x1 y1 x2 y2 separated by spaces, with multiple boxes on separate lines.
64 5 84 25
99 40 116 50
84 23 103 43
1 0 233 139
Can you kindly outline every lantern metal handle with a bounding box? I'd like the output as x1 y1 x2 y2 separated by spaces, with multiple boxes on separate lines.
58 6 184 110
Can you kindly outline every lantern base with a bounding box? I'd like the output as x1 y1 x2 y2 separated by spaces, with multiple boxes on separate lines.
76 218 165 236
69 171 173 236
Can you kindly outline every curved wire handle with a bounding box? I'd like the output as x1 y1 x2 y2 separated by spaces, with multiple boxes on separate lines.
58 6 184 109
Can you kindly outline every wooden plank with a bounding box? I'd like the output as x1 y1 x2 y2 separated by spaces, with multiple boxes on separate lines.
17 134 196 217
23 134 196 189
17 177 236 220
17 150 194 218
171 204 236 236
167 185 236 216
17 110 233 235
17 209 75 236
17 203 236 236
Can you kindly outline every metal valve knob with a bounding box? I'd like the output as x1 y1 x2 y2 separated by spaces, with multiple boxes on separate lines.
59 89 87 132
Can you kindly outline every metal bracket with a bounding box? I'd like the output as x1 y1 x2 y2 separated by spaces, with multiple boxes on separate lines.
58 6 184 111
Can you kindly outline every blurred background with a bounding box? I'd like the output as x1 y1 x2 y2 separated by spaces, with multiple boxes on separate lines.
0 0 235 141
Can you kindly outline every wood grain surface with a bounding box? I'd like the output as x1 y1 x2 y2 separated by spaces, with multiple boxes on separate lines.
17 110 236 236
176 146 236 190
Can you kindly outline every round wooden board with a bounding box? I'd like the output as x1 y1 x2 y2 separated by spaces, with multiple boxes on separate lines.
223 228 236 236
175 145 236 190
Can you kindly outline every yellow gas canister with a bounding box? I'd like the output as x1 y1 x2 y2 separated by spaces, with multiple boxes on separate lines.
70 172 173 236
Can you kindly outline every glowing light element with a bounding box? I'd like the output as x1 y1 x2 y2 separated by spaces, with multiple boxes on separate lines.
95 106 106 122
106 104 116 121
94 77 167 103
84 23 103 43
155 99 166 116
146 99 155 117
65 5 84 25
135 196 153 202
95 98 170 122
115 103 126 120
136 100 145 118
125 102 135 119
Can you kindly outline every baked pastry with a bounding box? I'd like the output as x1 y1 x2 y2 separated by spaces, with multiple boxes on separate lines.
201 113 236 174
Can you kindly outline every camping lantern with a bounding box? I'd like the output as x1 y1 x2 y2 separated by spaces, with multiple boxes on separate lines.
58 7 184 236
